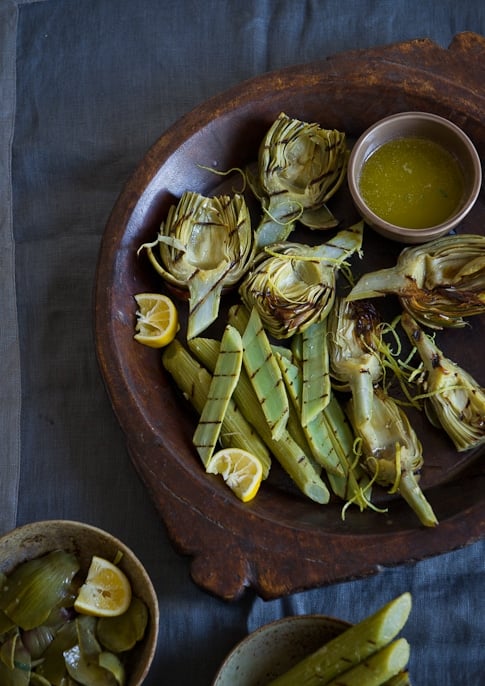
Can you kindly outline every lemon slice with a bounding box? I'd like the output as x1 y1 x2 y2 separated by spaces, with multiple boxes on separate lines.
74 556 132 617
134 292 178 348
206 448 263 502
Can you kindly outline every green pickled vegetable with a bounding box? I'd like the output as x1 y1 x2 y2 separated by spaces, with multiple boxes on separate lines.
63 644 117 686
0 632 30 685
98 651 125 686
30 674 52 686
384 671 412 685
0 551 79 630
324 638 410 686
97 597 148 653
34 620 78 684
266 593 412 686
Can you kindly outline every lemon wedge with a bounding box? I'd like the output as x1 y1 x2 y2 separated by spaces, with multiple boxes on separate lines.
74 556 132 617
206 448 263 502
134 292 179 348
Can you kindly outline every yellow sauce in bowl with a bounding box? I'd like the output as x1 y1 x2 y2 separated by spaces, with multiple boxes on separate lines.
359 137 465 229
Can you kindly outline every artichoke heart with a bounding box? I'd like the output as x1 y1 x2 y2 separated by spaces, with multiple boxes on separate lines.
253 112 349 247
347 233 485 329
401 312 485 452
239 221 363 339
139 191 255 339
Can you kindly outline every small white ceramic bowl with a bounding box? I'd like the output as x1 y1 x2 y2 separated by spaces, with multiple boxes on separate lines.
0 520 159 686
211 614 350 686
347 111 482 244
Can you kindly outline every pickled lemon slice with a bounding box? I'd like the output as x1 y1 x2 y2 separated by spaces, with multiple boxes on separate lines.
206 448 263 502
74 556 132 617
134 292 178 348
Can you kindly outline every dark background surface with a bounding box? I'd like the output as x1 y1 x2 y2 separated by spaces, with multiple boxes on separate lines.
2 1 484 684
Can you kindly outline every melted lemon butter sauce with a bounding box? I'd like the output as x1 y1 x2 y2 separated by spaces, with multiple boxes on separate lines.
359 137 465 229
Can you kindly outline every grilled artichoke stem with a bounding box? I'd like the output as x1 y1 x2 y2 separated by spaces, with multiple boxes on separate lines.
253 112 349 248
401 312 485 452
347 233 485 329
139 190 255 339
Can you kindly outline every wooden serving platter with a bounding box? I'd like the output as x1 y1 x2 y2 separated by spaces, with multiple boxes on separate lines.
95 33 485 600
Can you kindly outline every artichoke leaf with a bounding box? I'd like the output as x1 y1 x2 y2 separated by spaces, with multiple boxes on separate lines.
96 597 148 654
30 674 52 686
0 551 79 631
63 644 117 686
300 203 339 230
401 312 485 452
0 633 30 685
98 652 125 686
34 620 77 684
254 195 301 248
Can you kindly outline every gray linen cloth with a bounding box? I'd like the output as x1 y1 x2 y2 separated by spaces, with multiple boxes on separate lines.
2 1 484 684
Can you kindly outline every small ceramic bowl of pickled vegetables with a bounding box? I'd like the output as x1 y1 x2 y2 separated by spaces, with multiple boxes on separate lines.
0 519 159 686
212 593 413 686
347 111 482 244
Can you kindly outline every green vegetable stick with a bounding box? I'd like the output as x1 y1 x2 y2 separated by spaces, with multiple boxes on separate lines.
324 638 410 686
162 340 271 477
189 336 330 504
301 318 331 426
274 347 343 477
266 593 412 686
383 670 412 686
192 324 243 466
241 307 289 441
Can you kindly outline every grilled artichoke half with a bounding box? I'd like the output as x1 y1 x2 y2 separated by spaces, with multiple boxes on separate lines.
139 191 255 339
249 112 349 248
347 386 438 528
328 297 383 429
347 233 485 329
401 312 485 452
239 221 363 339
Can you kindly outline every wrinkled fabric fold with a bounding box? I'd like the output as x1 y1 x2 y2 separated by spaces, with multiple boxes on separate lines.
0 0 21 535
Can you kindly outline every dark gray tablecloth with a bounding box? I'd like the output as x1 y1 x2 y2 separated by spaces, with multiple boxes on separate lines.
2 1 484 684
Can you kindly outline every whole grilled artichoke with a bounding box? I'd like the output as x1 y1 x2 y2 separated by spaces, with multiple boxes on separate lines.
250 112 349 248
